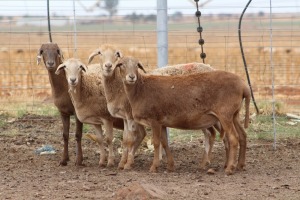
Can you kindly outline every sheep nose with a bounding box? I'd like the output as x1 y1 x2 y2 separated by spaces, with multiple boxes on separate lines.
47 61 54 66
105 63 112 69
129 74 135 80
70 78 76 83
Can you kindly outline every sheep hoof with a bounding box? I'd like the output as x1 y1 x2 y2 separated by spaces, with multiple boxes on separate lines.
75 162 86 167
237 163 246 171
107 162 115 168
75 160 85 166
118 164 125 170
225 165 235 175
225 169 233 175
149 165 158 173
99 162 106 168
199 162 209 170
167 167 175 173
124 163 133 170
59 160 68 166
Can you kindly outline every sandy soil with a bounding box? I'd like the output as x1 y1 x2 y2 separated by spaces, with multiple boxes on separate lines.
0 114 300 200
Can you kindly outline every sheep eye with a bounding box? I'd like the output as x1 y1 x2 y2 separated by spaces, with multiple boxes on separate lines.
40 50 43 54
115 52 121 58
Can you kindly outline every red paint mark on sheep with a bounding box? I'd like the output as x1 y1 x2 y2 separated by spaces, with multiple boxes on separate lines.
183 63 196 72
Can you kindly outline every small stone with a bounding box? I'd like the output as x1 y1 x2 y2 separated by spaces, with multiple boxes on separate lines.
83 185 91 191
207 168 216 175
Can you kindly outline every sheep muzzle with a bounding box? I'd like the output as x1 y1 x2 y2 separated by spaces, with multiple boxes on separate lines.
125 74 137 84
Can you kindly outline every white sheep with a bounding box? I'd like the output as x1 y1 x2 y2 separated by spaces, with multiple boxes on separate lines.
87 44 147 170
55 58 124 167
37 42 84 166
116 56 250 175
149 62 215 76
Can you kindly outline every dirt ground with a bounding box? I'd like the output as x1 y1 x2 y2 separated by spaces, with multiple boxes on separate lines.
0 114 300 200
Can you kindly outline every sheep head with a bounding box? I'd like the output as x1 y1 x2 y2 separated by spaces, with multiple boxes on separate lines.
55 58 87 92
37 42 64 71
116 56 146 85
88 45 122 76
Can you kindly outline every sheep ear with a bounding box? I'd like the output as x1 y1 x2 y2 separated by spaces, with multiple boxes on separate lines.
115 51 122 58
57 48 64 64
138 62 146 73
88 49 101 64
37 49 43 65
55 64 66 75
80 64 87 73
116 62 123 68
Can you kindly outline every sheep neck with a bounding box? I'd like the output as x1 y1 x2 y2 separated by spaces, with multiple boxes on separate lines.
48 70 69 98
103 69 124 103
68 79 83 106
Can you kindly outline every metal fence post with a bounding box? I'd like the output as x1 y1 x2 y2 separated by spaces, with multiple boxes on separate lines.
157 0 169 157
157 0 168 68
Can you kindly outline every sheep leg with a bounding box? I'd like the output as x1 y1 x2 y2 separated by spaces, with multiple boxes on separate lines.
159 126 168 161
223 122 239 175
118 120 129 170
59 113 70 166
132 124 147 153
161 126 174 172
118 119 128 169
123 129 136 170
223 135 230 169
149 123 162 173
234 115 247 171
123 120 137 170
199 127 216 170
211 123 230 169
93 125 106 167
103 120 115 168
124 123 146 170
213 123 229 168
208 127 216 163
118 130 129 169
74 116 84 166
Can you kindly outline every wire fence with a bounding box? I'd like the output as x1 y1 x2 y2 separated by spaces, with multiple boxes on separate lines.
0 0 300 121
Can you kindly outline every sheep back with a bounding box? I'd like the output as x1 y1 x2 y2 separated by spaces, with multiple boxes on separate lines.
149 62 215 76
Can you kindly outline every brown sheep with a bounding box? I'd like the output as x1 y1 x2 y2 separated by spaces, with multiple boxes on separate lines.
37 42 84 166
150 63 225 169
90 45 224 170
116 56 250 175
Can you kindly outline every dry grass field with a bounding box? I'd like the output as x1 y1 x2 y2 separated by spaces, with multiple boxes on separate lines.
0 25 300 115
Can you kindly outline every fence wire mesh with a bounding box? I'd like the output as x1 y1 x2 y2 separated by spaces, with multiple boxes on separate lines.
0 0 299 139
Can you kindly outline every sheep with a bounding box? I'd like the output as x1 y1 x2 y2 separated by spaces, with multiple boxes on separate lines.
87 44 147 170
37 42 84 166
55 58 126 167
116 56 250 175
150 63 224 169
89 45 224 170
